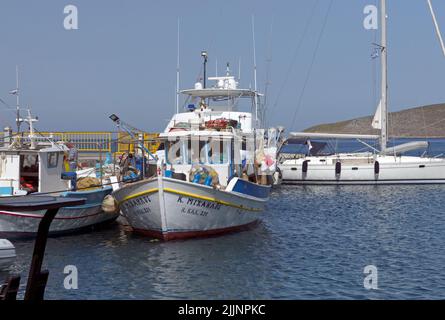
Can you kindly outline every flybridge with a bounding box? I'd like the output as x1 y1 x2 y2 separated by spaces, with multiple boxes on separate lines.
181 72 259 107
180 75 260 99
178 52 264 129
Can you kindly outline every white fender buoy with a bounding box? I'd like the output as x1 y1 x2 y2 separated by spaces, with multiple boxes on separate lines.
102 195 119 214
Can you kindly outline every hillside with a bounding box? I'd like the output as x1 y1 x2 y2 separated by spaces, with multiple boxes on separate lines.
304 103 445 138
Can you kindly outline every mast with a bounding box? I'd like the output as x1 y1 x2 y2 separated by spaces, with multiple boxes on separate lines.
176 18 180 113
252 15 260 128
380 0 388 152
15 66 21 132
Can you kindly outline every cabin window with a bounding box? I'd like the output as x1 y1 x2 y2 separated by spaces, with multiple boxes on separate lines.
165 139 188 165
206 140 229 164
165 138 230 165
48 152 59 168
20 154 39 193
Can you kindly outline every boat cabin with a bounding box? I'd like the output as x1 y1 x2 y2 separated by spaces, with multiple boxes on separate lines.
161 131 253 187
0 141 70 196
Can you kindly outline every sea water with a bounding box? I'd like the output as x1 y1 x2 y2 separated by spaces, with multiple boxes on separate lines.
2 139 445 299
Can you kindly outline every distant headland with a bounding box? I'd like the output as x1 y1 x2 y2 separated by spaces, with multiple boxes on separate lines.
303 103 445 138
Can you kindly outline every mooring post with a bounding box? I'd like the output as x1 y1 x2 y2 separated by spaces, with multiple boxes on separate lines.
0 196 86 301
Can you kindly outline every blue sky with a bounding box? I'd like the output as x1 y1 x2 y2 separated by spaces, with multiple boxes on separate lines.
0 0 444 132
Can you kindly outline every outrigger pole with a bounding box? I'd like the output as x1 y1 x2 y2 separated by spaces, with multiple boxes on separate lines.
109 114 157 161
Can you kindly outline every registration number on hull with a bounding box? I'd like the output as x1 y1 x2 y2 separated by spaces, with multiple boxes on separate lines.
122 195 152 216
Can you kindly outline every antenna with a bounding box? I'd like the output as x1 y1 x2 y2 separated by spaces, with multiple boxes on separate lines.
427 0 445 57
176 18 180 113
251 15 259 127
238 58 241 81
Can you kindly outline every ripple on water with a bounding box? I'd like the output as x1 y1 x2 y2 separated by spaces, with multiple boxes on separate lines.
2 182 445 299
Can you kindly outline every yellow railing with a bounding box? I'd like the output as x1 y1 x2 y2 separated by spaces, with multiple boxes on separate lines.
0 131 160 154
117 131 160 155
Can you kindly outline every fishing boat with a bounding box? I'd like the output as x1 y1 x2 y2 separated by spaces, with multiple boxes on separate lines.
110 53 273 240
279 0 445 185
0 239 15 270
0 111 118 238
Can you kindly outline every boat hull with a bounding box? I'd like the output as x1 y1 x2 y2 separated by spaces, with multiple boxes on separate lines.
0 187 119 238
112 177 269 241
280 155 445 185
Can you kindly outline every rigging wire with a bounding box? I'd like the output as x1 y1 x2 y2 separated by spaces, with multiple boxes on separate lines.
289 0 334 130
269 0 320 114
262 15 274 128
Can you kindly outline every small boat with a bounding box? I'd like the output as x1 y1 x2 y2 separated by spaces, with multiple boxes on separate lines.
279 0 445 185
0 111 119 238
0 239 16 270
110 53 273 240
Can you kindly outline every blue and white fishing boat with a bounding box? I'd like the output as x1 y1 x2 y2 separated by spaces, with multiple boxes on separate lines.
0 112 118 238
111 52 272 240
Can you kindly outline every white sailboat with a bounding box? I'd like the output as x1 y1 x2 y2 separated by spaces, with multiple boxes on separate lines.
279 0 445 185
110 53 273 240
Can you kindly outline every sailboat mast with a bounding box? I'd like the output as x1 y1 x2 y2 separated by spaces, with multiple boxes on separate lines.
15 66 21 133
380 0 388 152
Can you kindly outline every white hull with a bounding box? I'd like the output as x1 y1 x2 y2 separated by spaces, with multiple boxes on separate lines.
0 239 16 269
280 154 445 185
112 177 269 240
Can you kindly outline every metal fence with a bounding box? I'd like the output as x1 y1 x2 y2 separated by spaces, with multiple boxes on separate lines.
116 132 160 155
0 131 160 154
